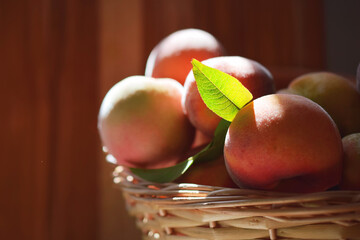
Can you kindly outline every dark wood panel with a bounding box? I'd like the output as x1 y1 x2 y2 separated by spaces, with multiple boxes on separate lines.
47 0 100 239
0 0 50 239
0 0 100 239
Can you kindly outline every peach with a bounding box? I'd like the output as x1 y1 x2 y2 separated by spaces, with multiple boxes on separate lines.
183 56 275 137
288 72 360 136
98 76 195 169
224 94 343 193
340 133 360 190
145 28 225 85
276 88 295 95
177 156 236 188
191 130 212 148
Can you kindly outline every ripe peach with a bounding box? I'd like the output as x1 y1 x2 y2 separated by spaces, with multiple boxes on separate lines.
224 94 343 193
177 156 236 188
98 76 195 169
276 88 295 95
183 56 275 137
145 28 225 85
191 130 212 148
340 133 360 190
288 72 360 136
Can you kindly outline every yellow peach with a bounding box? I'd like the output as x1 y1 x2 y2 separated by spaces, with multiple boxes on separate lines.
288 72 360 136
340 133 360 190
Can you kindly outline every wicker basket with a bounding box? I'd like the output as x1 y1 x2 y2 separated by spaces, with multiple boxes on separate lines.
112 165 360 240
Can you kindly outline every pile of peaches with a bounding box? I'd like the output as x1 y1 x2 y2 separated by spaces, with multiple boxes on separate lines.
98 29 360 193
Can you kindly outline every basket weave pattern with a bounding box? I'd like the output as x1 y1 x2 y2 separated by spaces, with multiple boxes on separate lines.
113 166 360 240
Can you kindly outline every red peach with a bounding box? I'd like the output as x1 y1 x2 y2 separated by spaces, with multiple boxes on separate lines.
98 76 195 169
191 130 212 148
145 28 225 85
224 94 343 193
183 56 275 137
177 156 236 188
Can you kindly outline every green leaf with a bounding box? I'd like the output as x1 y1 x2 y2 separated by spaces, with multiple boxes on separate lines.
130 158 194 183
192 59 253 122
130 119 230 183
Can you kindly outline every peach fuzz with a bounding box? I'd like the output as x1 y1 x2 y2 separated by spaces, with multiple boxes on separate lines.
98 76 195 169
340 133 360 190
182 56 275 137
224 94 343 193
288 72 360 136
145 28 225 85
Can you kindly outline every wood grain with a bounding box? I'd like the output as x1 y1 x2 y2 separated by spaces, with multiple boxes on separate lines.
47 1 100 239
0 1 50 239
0 0 100 239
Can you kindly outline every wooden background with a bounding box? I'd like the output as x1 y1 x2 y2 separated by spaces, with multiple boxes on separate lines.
1 0 358 239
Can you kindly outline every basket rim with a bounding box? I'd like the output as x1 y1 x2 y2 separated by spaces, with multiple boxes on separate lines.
112 165 360 208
